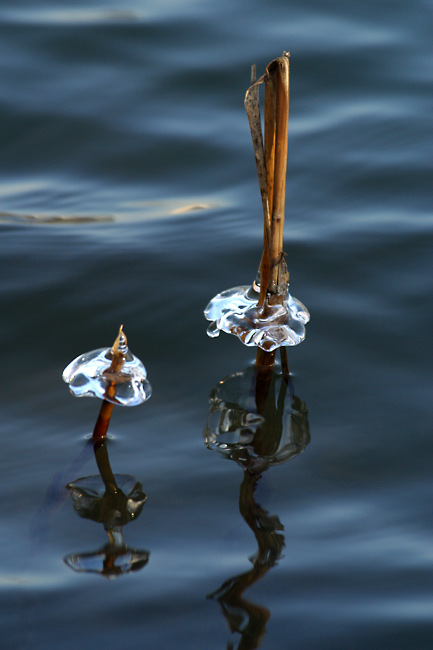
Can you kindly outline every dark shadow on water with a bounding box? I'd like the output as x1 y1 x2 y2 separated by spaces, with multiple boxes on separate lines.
204 352 310 649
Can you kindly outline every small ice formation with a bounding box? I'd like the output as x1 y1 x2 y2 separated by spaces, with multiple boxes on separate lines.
62 326 152 406
204 273 310 352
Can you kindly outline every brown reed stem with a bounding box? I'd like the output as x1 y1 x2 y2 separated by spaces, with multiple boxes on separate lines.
107 324 126 373
245 67 270 309
265 55 289 294
93 437 117 493
92 396 115 440
92 325 126 441
254 347 276 413
279 347 290 382
255 346 277 371
244 53 290 306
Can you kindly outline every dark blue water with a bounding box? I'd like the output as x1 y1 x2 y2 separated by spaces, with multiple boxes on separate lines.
1 1 432 648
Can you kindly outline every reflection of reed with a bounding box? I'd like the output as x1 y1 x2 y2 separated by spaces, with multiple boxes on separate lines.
204 351 309 472
205 350 309 649
64 437 149 579
208 470 284 650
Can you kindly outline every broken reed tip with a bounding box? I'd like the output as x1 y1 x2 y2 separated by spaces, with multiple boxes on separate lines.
111 324 126 357
108 325 128 375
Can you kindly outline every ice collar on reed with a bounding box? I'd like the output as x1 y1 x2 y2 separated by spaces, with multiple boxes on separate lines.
205 264 309 352
62 325 152 406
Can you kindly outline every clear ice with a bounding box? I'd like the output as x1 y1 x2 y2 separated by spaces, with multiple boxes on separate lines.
62 331 152 406
204 274 310 351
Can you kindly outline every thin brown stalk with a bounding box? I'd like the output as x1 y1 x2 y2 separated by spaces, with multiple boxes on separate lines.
255 347 276 413
244 67 271 308
244 68 268 232
244 53 290 304
264 72 276 225
92 325 126 441
93 391 115 441
93 438 117 493
266 55 290 293
279 347 290 382
107 324 126 373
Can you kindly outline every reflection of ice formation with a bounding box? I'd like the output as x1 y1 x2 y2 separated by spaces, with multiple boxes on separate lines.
64 535 149 578
204 275 309 352
62 330 152 406
67 474 147 529
204 365 310 470
64 472 149 578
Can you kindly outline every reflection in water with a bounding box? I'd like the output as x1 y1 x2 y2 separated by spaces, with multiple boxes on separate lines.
204 352 309 472
0 210 114 224
64 439 149 578
207 471 284 650
205 351 309 649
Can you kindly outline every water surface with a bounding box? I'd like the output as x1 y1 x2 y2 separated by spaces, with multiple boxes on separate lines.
1 1 432 648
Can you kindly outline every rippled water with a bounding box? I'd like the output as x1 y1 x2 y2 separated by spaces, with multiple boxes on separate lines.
1 1 432 648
